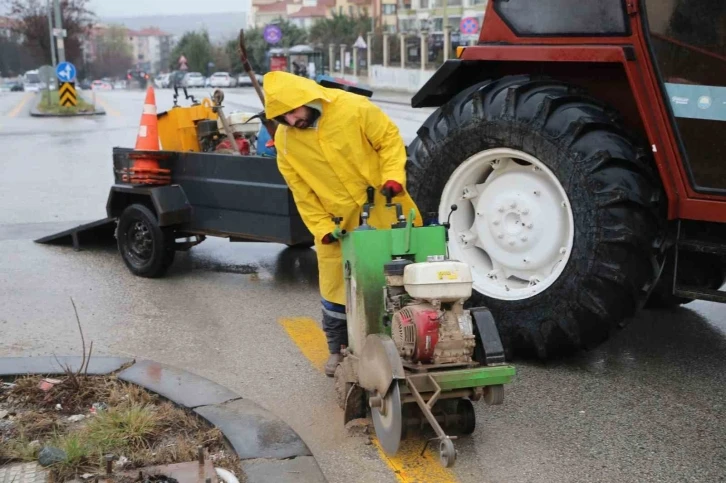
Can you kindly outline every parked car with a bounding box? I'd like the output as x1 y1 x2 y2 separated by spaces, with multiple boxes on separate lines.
91 80 113 91
154 73 171 89
113 80 127 90
182 72 205 88
209 72 237 88
237 73 263 87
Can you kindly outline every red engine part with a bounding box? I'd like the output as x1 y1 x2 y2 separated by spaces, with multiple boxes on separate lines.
393 305 440 363
215 135 250 155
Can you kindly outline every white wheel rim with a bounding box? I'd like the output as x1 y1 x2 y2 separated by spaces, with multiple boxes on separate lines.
439 148 575 301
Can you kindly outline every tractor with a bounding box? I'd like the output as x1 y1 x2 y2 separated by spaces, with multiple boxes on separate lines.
409 0 726 359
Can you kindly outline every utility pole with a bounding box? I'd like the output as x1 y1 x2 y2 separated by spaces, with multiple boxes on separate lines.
53 0 66 64
47 0 57 67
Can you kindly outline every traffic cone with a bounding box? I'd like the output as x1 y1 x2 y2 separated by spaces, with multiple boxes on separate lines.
126 85 170 185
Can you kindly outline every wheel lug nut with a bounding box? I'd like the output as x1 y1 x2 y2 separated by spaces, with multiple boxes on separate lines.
523 258 529 263
498 206 505 213
560 247 567 254
509 239 516 246
510 201 517 208
493 220 500 225
498 233 504 239
527 223 533 229
522 208 529 215
521 236 528 242
534 191 540 196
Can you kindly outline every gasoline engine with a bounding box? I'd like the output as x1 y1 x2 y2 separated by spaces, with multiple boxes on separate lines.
334 187 516 469
385 259 477 365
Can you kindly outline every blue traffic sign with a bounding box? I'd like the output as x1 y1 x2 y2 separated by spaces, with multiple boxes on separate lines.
56 62 76 82
263 24 282 45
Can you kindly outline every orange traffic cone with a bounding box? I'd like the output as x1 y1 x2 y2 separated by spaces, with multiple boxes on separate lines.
125 85 170 185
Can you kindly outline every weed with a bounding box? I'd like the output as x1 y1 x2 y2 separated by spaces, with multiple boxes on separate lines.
0 437 40 462
48 431 97 481
85 404 161 452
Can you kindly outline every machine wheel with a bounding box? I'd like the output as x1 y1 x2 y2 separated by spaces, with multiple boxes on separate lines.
454 399 476 435
439 438 456 468
484 385 504 406
646 251 726 309
117 204 175 278
408 75 667 359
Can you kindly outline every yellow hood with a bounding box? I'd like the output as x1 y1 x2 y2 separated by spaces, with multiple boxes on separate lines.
263 71 330 119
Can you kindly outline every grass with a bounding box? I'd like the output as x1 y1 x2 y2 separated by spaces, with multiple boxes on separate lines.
36 89 95 115
0 375 241 482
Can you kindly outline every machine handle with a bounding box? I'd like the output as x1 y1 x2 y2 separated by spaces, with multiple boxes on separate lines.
384 187 394 206
367 186 375 205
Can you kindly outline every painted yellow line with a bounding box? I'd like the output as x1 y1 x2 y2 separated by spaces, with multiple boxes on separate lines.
91 93 121 117
278 317 459 483
7 92 34 117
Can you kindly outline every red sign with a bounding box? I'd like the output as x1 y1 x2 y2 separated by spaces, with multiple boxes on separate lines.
269 56 287 72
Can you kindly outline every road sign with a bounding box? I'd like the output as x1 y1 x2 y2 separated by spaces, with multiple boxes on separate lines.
263 24 282 44
460 17 479 35
56 61 76 83
52 28 67 38
353 36 367 49
59 82 77 107
38 65 54 85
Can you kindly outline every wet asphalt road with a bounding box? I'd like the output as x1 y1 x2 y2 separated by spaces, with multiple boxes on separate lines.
0 89 725 483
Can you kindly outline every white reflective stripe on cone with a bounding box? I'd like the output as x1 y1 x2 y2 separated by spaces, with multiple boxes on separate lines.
142 104 157 115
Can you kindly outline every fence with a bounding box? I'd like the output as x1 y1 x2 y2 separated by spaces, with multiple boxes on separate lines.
322 30 477 92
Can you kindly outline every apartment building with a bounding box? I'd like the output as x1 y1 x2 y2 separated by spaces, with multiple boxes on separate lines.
397 0 487 35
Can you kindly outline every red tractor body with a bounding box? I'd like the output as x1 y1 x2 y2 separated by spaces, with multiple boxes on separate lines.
410 0 726 358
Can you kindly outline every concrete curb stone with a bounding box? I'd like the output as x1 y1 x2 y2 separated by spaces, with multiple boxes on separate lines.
29 92 106 117
0 356 327 482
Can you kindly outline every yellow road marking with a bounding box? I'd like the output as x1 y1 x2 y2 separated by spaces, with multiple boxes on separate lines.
278 317 459 483
91 93 121 117
8 92 34 117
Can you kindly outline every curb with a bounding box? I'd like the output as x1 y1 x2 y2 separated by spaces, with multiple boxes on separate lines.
30 93 106 117
0 356 327 483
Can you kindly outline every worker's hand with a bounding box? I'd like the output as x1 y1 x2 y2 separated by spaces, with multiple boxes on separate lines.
322 227 347 244
381 180 403 199
321 233 337 244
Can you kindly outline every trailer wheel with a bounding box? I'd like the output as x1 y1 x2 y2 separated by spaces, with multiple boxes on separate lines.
117 203 175 278
408 75 667 358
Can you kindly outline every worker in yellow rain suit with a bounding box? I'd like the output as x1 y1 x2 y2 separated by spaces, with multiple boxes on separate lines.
263 71 422 376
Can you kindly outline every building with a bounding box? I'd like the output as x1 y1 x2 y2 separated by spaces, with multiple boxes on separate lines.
127 27 174 74
397 0 487 36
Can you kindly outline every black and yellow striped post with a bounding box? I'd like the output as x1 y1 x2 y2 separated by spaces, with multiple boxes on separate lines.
59 82 77 107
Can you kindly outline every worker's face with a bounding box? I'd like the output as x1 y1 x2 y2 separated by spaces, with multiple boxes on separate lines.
283 106 315 129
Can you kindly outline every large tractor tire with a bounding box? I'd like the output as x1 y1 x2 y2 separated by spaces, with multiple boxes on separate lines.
407 76 667 358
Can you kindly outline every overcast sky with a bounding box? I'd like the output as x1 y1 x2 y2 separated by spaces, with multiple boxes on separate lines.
89 0 251 17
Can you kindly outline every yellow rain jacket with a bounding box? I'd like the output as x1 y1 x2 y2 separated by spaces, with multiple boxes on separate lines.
264 71 421 305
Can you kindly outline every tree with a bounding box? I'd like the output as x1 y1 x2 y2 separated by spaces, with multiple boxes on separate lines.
225 18 308 74
6 0 94 67
0 29 33 76
308 13 371 49
89 25 132 78
169 30 214 73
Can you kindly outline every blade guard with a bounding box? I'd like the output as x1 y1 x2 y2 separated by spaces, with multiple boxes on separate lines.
357 334 405 396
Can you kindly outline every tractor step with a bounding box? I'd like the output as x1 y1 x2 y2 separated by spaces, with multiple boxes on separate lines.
677 239 726 256
674 286 726 304
34 218 117 251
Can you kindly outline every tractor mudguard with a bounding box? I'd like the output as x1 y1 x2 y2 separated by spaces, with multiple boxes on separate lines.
357 334 406 396
412 59 492 109
106 184 192 227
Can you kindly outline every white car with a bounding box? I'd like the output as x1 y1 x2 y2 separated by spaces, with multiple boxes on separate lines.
209 72 237 88
237 73 263 87
91 80 113 91
182 72 205 88
154 73 170 89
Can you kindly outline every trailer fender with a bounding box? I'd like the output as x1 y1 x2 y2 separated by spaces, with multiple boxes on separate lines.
106 184 192 227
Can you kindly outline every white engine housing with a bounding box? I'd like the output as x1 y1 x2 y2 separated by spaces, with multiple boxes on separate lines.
218 111 262 137
403 261 473 303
